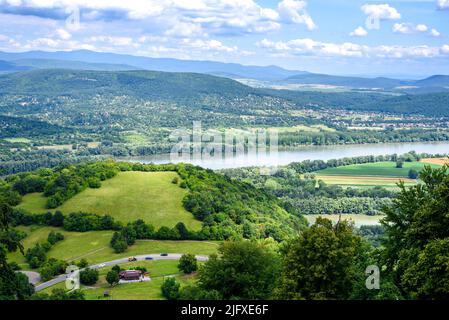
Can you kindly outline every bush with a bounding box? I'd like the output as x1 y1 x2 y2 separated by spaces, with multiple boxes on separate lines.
178 254 198 274
171 177 179 184
161 277 180 300
47 231 64 245
408 169 419 179
79 268 99 285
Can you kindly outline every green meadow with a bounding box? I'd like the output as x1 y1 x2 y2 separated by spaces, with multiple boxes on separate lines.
17 171 202 230
316 161 441 178
8 226 219 268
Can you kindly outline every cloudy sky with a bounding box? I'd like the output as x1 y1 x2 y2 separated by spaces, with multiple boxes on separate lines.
0 0 448 77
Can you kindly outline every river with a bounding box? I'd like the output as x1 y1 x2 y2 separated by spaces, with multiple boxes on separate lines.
121 141 449 170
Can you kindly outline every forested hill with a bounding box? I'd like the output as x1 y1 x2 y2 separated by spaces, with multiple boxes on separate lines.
1 69 448 118
0 69 257 100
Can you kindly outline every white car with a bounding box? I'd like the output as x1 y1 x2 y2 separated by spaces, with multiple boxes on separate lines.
97 263 106 268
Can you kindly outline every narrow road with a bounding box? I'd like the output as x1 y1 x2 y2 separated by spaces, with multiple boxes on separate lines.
34 253 209 292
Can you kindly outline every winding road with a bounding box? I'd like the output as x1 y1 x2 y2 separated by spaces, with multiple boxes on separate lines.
34 253 209 292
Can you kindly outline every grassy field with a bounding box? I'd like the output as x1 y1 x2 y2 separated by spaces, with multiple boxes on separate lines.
41 260 197 300
3 137 31 143
316 161 441 178
17 171 202 230
8 226 219 269
315 175 417 189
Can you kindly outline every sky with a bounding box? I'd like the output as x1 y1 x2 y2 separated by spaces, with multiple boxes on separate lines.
0 0 448 77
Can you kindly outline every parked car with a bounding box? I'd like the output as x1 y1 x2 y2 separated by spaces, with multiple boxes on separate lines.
98 263 106 268
128 257 137 262
145 257 153 260
160 253 168 257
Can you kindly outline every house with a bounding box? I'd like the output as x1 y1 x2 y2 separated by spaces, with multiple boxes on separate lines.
119 270 143 281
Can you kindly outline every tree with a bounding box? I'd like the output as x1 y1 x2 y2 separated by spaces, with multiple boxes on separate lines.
0 202 34 300
178 254 198 274
175 222 190 240
382 165 449 299
396 160 404 168
77 258 89 268
197 240 280 300
161 277 180 300
111 265 122 274
408 169 419 179
106 270 120 287
275 217 363 300
79 268 99 285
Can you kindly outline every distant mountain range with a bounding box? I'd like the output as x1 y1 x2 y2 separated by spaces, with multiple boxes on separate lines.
0 50 305 81
0 50 448 93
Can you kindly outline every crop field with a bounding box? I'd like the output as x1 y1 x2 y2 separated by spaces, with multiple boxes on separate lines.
316 161 441 178
17 171 202 230
315 175 417 189
420 158 449 166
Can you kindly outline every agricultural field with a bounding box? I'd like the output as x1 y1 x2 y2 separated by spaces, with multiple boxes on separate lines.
420 157 449 166
17 171 202 230
316 161 441 178
8 226 219 268
314 161 441 189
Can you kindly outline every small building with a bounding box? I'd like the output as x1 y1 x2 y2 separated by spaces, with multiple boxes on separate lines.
119 270 143 281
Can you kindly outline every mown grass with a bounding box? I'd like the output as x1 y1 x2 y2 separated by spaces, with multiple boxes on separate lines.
9 226 219 269
17 171 202 230
316 161 441 178
41 261 198 300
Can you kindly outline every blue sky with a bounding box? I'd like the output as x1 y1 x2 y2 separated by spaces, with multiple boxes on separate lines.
0 0 448 77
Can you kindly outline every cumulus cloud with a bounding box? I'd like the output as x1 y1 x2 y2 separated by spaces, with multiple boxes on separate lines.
350 26 368 37
277 0 316 30
430 28 441 37
0 0 317 35
393 23 441 37
56 28 71 40
393 23 424 34
258 37 449 59
441 45 449 54
437 0 449 10
361 4 401 20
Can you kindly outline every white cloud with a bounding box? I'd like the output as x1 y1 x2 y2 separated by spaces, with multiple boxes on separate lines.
393 23 442 37
361 4 401 20
56 28 71 40
393 23 427 34
258 37 449 59
88 36 134 47
350 26 368 37
181 39 237 53
441 45 449 54
437 0 449 10
277 0 316 30
430 28 441 37
0 0 316 35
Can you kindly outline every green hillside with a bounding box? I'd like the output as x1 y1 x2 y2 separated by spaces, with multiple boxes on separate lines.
18 171 202 230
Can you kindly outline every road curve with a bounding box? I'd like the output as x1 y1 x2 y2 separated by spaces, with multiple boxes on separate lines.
35 253 209 292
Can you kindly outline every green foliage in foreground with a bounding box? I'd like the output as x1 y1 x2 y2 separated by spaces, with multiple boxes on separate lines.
178 254 198 274
382 165 449 299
